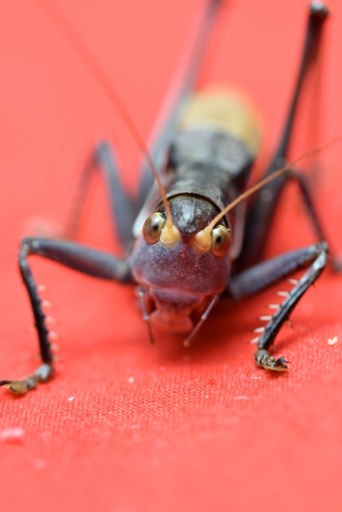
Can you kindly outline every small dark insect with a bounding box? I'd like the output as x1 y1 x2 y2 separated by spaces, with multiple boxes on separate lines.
1 0 340 394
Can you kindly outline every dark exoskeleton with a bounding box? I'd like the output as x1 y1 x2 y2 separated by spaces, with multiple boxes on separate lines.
1 0 340 394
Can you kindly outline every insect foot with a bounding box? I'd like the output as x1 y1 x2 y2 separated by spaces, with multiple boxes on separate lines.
0 363 53 395
254 349 288 372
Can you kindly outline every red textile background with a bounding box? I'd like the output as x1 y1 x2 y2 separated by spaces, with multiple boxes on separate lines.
1 1 342 511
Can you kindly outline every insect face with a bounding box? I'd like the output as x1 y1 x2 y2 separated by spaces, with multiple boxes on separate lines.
130 195 231 332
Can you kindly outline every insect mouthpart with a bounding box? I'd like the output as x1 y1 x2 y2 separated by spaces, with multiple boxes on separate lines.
149 288 208 334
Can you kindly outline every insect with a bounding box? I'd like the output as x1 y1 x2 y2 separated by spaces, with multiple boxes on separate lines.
1 0 340 394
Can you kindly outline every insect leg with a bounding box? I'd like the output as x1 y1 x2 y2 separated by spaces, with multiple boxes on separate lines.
137 0 223 205
229 242 327 371
64 141 136 254
239 3 329 268
136 287 155 345
288 171 341 270
0 237 132 394
183 295 219 348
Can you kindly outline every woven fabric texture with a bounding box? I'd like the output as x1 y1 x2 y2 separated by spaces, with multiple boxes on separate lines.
1 1 341 511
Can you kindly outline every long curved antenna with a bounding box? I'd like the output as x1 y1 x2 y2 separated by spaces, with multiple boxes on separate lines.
35 0 175 229
138 0 224 200
195 136 342 245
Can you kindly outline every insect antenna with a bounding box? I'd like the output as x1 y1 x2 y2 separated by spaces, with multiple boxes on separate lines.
35 0 177 236
196 136 342 243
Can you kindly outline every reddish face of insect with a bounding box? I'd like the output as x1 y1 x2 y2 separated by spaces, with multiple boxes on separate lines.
148 291 204 333
130 195 232 332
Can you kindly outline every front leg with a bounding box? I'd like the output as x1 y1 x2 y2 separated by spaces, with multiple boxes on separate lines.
0 237 132 394
229 242 328 371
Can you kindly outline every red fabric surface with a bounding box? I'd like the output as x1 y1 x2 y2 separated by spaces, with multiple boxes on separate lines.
1 1 342 511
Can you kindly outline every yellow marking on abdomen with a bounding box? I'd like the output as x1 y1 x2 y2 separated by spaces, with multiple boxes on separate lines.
178 88 262 156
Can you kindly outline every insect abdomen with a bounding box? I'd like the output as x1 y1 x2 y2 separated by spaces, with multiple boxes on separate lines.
170 89 261 180
180 89 261 154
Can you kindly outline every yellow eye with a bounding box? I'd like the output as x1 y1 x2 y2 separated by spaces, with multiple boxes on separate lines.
143 212 166 244
211 225 231 257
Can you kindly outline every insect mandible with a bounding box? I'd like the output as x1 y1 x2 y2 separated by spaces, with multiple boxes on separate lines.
1 0 340 394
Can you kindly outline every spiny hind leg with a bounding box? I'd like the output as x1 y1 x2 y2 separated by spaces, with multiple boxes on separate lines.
239 3 329 269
